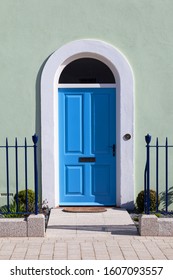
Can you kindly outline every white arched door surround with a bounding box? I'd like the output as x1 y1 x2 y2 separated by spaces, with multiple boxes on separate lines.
41 39 134 209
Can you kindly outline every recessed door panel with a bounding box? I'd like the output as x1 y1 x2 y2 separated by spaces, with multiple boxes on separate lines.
65 94 83 153
66 166 84 195
92 165 110 195
92 94 110 154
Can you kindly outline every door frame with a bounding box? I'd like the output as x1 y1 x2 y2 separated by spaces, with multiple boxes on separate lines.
41 39 134 209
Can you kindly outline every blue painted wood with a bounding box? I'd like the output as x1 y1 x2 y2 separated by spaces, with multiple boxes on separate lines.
59 88 116 205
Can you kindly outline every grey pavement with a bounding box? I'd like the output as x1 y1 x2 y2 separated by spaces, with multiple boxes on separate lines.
0 208 173 260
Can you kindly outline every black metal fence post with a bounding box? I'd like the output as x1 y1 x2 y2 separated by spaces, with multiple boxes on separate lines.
15 138 19 212
32 134 38 215
165 137 168 212
6 138 10 213
156 137 159 212
145 134 151 214
24 138 28 213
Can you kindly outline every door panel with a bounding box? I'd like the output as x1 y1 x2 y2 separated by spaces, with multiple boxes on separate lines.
92 165 110 195
65 94 83 153
66 165 84 195
92 93 110 154
59 88 116 205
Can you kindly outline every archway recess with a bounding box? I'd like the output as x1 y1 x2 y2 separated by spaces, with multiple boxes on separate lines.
41 39 134 209
59 57 116 83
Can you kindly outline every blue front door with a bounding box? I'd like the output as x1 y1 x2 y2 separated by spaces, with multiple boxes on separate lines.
59 88 116 205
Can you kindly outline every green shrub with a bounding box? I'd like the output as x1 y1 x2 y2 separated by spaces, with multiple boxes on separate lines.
136 189 160 213
14 189 35 212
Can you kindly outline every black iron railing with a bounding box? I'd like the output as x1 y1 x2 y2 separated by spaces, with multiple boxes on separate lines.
144 134 173 214
0 134 38 215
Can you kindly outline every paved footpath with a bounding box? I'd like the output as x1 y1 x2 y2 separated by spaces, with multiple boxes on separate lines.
0 208 173 260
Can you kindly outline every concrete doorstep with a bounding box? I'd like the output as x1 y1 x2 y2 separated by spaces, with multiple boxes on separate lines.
0 214 45 237
46 208 138 238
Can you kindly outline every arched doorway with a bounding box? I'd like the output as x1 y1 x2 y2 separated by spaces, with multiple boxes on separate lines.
58 58 116 205
41 40 134 209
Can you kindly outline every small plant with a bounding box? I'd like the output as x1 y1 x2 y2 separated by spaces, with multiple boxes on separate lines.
14 189 35 212
136 189 160 213
155 212 162 218
40 199 51 228
133 216 139 222
159 186 173 210
41 199 50 215
42 199 49 210
0 200 25 218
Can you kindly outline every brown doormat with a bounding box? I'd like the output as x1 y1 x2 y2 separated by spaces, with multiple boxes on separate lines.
62 207 107 213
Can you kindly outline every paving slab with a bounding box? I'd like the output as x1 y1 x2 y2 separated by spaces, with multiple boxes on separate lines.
46 208 138 238
1 208 173 259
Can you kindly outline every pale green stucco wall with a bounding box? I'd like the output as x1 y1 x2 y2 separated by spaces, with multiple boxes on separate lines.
0 0 173 206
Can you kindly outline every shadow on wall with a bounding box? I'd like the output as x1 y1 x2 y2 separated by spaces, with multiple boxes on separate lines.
35 55 52 203
121 201 134 210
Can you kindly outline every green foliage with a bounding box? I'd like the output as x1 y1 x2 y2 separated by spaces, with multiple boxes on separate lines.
14 189 35 212
0 200 24 218
159 186 173 210
155 212 162 218
136 189 160 213
133 216 139 222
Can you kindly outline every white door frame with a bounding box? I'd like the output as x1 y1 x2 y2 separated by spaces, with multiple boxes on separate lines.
41 39 134 209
